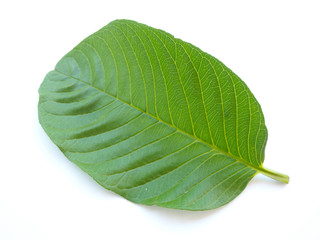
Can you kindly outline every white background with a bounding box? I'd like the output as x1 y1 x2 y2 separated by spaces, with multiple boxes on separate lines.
1 0 319 239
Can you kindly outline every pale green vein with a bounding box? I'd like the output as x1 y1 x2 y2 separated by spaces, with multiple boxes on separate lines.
205 57 230 152
177 43 214 145
185 166 249 207
63 112 143 141
260 129 267 166
113 140 198 185
247 94 253 165
113 148 214 190
144 150 216 201
41 101 122 132
42 96 115 116
81 41 107 90
121 21 159 118
105 29 133 104
144 27 175 125
92 35 118 95
231 73 255 164
160 161 239 205
66 120 159 154
133 22 174 125
46 88 98 104
73 47 95 85
255 108 262 166
112 24 148 112
149 28 195 136
207 169 254 208
222 67 241 158
72 129 178 166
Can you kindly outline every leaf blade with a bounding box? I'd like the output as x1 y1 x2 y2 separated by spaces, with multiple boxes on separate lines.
39 19 288 211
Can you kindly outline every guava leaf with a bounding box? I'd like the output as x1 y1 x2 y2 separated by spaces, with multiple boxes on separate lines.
38 19 288 210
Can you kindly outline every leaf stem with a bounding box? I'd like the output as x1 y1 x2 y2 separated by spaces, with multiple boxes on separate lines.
257 167 289 184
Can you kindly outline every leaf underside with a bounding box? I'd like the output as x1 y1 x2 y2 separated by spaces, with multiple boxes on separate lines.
39 19 283 211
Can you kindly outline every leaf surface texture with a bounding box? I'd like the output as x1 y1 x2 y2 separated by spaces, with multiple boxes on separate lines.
39 19 288 210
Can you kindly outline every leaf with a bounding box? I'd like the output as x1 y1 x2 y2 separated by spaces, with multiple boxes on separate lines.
38 19 289 211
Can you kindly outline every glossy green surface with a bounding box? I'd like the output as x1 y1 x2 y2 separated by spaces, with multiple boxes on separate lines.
38 19 288 210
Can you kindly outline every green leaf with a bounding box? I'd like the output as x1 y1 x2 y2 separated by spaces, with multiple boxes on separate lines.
38 19 289 210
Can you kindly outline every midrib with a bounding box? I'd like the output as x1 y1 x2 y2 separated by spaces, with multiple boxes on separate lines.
53 69 289 183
